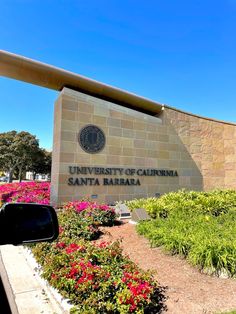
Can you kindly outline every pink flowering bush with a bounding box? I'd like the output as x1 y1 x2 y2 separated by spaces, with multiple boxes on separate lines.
32 231 165 313
0 181 50 205
63 200 117 227
31 202 166 313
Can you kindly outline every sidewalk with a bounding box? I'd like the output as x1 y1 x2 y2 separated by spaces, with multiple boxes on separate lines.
0 245 69 314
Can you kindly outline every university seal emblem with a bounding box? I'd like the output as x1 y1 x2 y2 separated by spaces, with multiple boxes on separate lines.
79 125 106 154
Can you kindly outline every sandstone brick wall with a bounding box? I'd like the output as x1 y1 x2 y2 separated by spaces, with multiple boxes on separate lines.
163 108 236 190
52 88 236 205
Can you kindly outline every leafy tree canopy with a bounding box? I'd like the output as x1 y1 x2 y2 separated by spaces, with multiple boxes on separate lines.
0 130 51 182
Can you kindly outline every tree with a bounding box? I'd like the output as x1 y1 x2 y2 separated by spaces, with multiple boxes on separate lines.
28 149 52 180
0 131 40 182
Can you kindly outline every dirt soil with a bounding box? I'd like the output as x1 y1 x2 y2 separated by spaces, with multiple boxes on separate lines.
98 221 236 314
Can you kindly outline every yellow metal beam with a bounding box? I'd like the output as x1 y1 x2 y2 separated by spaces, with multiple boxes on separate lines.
0 50 162 115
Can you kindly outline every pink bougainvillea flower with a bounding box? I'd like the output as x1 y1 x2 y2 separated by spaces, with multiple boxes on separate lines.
0 181 50 205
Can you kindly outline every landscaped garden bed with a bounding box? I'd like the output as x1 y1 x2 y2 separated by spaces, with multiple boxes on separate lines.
31 201 165 313
0 182 165 313
3 182 236 312
127 190 236 277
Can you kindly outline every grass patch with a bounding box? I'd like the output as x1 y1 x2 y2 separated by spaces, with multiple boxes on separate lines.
128 190 236 277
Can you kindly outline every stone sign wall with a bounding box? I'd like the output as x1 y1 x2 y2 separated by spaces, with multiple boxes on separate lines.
51 88 203 205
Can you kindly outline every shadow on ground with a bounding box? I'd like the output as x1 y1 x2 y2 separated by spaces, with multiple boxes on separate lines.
0 276 11 314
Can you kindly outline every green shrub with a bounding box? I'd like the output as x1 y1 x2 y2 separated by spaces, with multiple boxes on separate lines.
58 208 100 241
127 189 236 218
131 190 236 277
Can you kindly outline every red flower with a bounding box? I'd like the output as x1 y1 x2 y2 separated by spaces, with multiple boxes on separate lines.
65 243 85 254
98 241 109 248
51 274 58 280
56 242 66 249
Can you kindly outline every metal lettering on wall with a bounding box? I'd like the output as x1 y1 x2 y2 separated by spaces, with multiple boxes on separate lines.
67 166 178 186
79 125 105 154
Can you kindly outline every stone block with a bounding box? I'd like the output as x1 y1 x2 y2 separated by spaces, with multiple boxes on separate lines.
91 185 108 194
61 120 78 132
106 155 121 165
92 115 107 125
61 141 76 153
147 132 157 141
123 129 135 138
157 151 169 159
179 176 191 186
78 102 94 114
121 120 134 129
120 156 134 165
225 155 236 163
109 109 123 119
114 203 131 219
135 130 146 139
147 150 157 158
158 142 168 151
212 154 225 162
190 176 203 186
225 162 236 171
133 121 146 130
61 131 76 142
158 134 169 142
169 160 180 168
91 154 107 165
169 151 181 160
157 160 169 167
123 148 135 156
131 208 150 222
109 146 123 155
147 124 159 133
107 117 121 127
78 112 93 123
134 139 145 148
106 136 122 146
145 158 158 167
94 105 109 117
224 146 235 154
60 152 75 163
135 148 147 157
75 153 92 164
62 109 77 120
61 96 78 111
134 157 145 166
109 127 123 137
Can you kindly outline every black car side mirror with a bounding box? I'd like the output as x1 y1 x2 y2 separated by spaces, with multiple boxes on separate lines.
0 203 59 245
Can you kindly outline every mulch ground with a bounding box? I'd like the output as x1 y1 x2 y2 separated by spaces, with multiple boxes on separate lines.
98 221 236 314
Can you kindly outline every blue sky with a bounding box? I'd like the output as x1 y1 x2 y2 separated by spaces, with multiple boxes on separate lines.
1 0 236 150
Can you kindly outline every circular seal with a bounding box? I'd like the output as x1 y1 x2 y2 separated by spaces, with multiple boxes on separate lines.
79 125 106 154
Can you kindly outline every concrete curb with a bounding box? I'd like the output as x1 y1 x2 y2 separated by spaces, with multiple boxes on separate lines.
0 245 69 314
